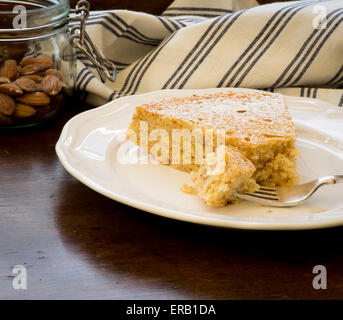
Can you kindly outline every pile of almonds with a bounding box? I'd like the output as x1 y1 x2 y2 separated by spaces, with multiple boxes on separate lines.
0 56 66 126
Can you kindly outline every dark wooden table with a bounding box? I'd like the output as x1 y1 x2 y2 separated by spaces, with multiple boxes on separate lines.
1 0 343 300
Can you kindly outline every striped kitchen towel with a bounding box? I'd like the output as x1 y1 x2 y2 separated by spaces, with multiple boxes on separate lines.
73 0 343 107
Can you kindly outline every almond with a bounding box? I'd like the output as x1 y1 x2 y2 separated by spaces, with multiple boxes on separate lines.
15 77 37 92
16 92 50 106
20 63 51 75
19 65 36 76
22 74 43 83
0 83 23 96
0 93 16 115
20 57 54 68
0 112 13 125
13 103 37 118
41 75 62 95
0 76 10 84
0 59 17 80
14 65 21 79
32 83 43 92
45 69 65 82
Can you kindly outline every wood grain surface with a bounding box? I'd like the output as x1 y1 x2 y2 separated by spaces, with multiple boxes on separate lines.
1 0 342 300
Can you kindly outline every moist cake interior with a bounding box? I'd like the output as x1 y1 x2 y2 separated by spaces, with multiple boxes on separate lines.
191 145 258 206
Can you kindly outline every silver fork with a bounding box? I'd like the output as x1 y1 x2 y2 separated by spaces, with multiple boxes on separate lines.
233 175 343 207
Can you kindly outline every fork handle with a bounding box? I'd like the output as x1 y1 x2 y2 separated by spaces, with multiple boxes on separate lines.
318 175 343 185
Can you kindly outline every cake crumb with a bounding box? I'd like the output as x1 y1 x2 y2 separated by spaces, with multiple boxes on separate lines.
180 184 196 195
190 146 257 207
267 209 273 213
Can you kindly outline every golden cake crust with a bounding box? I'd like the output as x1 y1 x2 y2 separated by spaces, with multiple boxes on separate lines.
137 91 296 147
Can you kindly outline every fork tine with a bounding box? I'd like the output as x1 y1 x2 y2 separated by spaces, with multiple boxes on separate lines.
244 192 279 200
254 189 278 196
259 186 277 191
233 192 283 207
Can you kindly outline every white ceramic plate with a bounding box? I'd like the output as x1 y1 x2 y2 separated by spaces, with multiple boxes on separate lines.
56 88 343 230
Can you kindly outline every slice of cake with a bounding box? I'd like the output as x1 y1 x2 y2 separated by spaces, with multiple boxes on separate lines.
190 145 258 207
127 90 299 205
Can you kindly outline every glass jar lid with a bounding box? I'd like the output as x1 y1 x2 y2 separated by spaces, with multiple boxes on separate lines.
0 0 69 39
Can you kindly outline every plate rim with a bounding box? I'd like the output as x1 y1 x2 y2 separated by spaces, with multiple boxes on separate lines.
56 88 343 231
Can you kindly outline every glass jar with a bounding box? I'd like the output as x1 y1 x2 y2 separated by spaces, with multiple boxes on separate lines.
0 0 115 130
